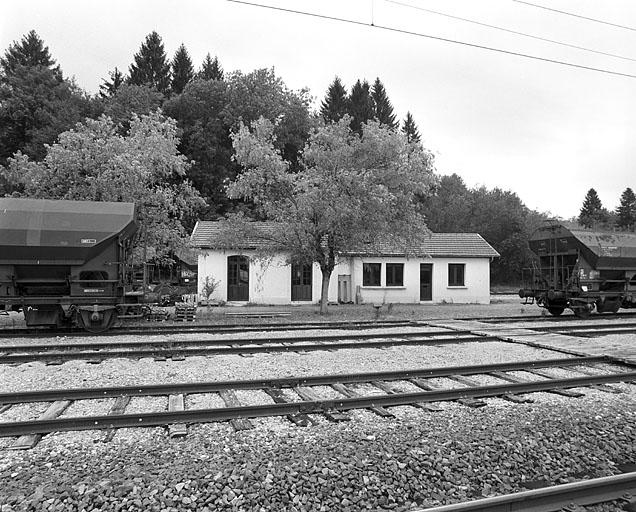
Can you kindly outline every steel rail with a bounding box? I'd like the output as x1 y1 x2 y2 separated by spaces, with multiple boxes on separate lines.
0 328 475 353
1 370 634 437
0 319 416 338
0 334 498 365
419 471 636 511
0 355 608 404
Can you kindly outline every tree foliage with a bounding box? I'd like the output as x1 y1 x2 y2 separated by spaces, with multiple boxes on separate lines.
421 174 545 283
4 112 205 260
320 76 348 123
616 187 636 231
128 31 171 94
579 188 609 228
348 79 374 134
103 84 163 131
0 32 97 168
171 44 194 95
371 78 397 128
99 67 125 98
0 30 58 76
198 53 223 81
402 111 421 144
227 116 436 312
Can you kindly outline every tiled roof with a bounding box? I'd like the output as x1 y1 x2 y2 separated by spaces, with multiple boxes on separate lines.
190 221 499 258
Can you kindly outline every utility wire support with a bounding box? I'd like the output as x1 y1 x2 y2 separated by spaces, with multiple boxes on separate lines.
512 0 636 33
225 0 636 79
387 0 636 63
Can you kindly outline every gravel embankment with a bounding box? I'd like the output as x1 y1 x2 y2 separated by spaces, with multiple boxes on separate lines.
0 393 634 511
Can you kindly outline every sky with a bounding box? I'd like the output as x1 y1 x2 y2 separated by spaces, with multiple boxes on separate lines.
3 0 636 219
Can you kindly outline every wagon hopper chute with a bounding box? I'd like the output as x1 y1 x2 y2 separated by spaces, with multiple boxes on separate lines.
0 198 144 331
519 222 636 317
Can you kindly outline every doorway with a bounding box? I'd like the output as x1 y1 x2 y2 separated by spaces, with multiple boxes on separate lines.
291 263 312 301
227 255 249 301
420 263 432 301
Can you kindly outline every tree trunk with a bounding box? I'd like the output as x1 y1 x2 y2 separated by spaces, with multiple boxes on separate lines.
319 266 333 315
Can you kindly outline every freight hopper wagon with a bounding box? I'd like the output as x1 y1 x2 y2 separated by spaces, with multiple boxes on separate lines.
0 198 145 332
519 223 636 317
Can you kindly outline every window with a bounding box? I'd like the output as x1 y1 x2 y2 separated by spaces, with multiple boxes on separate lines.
386 263 404 287
448 263 465 287
363 263 381 286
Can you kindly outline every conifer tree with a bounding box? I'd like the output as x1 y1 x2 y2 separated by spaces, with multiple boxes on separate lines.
402 112 421 143
348 79 374 134
0 30 58 76
371 78 397 128
171 44 194 94
616 187 636 231
99 67 125 98
320 76 348 123
198 53 223 80
128 31 171 94
579 188 606 228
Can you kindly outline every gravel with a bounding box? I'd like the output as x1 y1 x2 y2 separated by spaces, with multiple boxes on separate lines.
0 394 634 511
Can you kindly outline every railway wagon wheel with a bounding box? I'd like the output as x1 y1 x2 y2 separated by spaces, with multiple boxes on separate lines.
547 306 565 316
77 307 117 333
572 305 592 319
596 298 621 314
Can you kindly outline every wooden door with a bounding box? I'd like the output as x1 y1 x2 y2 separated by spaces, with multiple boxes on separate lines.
291 263 312 301
227 256 249 301
420 263 432 301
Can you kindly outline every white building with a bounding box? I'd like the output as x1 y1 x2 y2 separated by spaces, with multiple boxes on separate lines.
191 222 499 305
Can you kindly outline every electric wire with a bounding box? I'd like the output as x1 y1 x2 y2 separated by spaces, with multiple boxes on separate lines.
225 0 636 79
386 0 636 63
512 0 636 33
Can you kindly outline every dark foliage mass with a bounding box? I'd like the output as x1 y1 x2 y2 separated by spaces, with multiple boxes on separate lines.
421 174 547 284
9 30 632 286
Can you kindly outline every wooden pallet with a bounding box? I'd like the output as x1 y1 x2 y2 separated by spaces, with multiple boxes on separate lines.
174 303 197 322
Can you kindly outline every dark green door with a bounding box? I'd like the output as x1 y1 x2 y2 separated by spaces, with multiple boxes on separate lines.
227 255 249 301
291 263 312 301
420 263 432 301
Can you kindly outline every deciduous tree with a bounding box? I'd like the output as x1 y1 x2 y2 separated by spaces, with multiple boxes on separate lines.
4 112 205 260
227 116 436 313
128 31 171 94
103 83 163 131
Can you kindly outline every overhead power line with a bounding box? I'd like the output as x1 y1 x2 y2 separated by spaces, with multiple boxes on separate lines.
512 1 636 33
387 0 636 63
225 0 636 79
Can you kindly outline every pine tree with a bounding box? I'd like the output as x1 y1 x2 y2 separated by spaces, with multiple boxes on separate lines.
320 76 348 123
0 30 58 76
402 112 421 143
99 67 125 98
128 31 171 94
616 187 636 231
171 44 194 94
348 79 374 134
579 188 606 228
198 53 223 81
371 78 397 128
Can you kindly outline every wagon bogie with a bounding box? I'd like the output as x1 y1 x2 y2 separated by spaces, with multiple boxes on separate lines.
0 198 141 332
520 222 636 317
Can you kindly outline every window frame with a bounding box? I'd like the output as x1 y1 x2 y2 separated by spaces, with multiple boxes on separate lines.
362 262 382 287
448 263 465 287
385 263 404 287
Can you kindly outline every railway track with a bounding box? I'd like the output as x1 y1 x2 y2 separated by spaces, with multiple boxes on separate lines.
0 318 416 338
0 328 497 364
1 356 633 448
421 471 636 511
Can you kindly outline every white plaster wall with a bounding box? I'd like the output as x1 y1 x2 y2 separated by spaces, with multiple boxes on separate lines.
198 250 491 305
